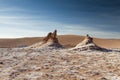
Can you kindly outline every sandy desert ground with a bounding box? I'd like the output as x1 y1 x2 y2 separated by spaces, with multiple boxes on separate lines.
0 47 120 80
0 35 120 48
0 33 120 80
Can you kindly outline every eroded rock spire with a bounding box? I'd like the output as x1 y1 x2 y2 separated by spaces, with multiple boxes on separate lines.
73 34 108 51
76 34 93 46
30 30 62 48
43 30 59 43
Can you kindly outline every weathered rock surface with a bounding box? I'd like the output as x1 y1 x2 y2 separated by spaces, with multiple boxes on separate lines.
76 34 93 46
30 30 62 48
72 34 111 52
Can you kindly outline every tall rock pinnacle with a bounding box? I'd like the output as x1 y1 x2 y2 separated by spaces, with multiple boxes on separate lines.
30 30 62 48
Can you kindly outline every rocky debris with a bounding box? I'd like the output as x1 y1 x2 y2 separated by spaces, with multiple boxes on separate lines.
72 34 111 52
30 30 62 48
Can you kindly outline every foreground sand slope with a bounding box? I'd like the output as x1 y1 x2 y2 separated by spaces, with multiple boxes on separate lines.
0 35 120 48
0 48 120 80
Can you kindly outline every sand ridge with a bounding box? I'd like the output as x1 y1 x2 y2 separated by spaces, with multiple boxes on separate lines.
0 35 119 49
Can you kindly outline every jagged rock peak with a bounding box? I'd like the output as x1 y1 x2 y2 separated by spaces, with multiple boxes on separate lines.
73 34 109 52
76 34 94 47
43 30 59 43
84 34 93 44
30 30 62 48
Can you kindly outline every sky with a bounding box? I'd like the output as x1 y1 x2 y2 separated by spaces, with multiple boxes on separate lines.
0 0 120 39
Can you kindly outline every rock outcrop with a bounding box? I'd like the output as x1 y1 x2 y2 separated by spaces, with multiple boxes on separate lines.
76 34 93 46
30 30 62 48
43 30 59 43
72 34 109 51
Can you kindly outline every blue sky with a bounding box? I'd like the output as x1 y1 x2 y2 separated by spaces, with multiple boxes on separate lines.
0 0 120 38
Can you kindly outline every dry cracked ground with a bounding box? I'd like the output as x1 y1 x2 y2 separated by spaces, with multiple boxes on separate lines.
0 48 120 80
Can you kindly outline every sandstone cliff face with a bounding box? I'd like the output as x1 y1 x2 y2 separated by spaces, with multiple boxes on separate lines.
30 30 62 48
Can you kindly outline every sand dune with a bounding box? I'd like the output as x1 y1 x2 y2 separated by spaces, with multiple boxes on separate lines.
0 35 119 48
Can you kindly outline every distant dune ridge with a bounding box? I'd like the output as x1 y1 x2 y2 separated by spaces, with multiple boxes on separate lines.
0 30 120 49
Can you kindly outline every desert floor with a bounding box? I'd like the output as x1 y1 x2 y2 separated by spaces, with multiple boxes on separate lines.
0 47 120 80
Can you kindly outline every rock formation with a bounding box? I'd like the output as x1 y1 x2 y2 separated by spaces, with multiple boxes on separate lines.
30 30 62 48
76 34 93 46
73 34 109 51
43 30 59 43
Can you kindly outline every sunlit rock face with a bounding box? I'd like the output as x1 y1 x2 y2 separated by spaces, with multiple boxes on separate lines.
30 30 62 48
43 30 59 43
73 34 109 51
76 34 93 46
